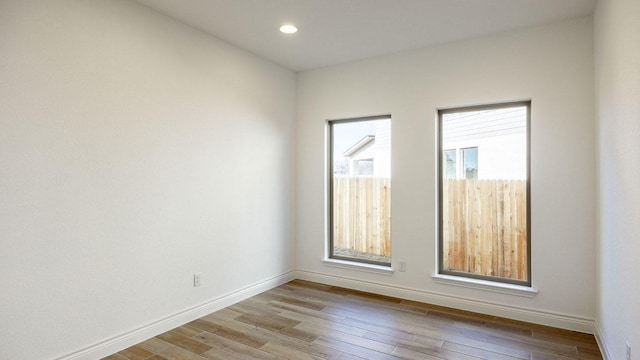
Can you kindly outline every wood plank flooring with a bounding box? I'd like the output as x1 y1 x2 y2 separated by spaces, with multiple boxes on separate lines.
102 280 602 360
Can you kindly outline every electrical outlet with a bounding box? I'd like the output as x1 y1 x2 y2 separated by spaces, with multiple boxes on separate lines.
399 260 407 272
627 341 631 360
194 272 202 287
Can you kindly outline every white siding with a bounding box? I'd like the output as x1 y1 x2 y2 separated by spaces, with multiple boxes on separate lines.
442 107 526 143
374 120 392 177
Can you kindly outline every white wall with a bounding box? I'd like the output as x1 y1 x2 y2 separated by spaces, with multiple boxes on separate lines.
0 1 295 359
594 0 640 358
296 17 596 331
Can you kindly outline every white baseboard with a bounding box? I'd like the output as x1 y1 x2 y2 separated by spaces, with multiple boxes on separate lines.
295 269 596 334
594 321 613 360
54 270 296 360
54 269 603 360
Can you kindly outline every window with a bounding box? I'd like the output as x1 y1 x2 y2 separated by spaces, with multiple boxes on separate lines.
462 147 478 179
354 159 374 176
443 150 457 179
438 101 530 285
328 116 391 266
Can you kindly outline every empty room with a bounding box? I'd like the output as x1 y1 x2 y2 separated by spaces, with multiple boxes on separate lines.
1 0 638 359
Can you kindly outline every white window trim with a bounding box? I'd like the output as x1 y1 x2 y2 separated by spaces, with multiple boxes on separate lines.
431 273 537 298
322 258 395 276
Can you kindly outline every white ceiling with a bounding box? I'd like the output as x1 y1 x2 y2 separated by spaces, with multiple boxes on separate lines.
133 0 597 72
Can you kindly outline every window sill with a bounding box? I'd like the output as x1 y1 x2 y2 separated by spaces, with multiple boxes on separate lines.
322 258 395 276
431 274 538 298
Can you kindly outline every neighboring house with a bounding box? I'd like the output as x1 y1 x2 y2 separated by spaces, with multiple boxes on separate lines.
340 121 391 177
442 107 527 180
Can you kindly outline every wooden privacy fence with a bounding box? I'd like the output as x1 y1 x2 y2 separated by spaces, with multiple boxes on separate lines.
332 177 527 281
442 179 528 281
332 177 391 257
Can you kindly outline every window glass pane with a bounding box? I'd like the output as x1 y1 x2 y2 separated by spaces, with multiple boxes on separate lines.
443 150 457 179
355 159 374 175
440 104 529 284
330 118 391 265
462 147 478 179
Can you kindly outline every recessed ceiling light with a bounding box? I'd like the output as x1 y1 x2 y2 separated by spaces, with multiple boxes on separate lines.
279 24 298 34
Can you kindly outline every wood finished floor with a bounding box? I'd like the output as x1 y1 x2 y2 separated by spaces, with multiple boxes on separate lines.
102 280 602 360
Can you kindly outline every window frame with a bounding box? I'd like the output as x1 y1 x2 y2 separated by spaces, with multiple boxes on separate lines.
327 115 392 267
437 101 531 286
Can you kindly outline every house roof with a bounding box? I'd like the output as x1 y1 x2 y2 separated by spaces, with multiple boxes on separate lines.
343 135 375 157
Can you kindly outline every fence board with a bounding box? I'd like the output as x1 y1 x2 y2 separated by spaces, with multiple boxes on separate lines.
443 179 527 281
332 177 527 281
332 177 391 257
